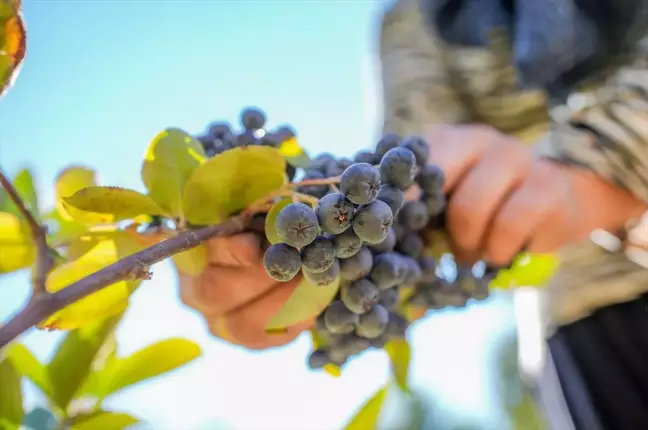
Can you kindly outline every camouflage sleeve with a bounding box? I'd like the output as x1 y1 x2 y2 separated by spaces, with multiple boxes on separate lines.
533 40 648 328
378 0 471 137
533 38 648 203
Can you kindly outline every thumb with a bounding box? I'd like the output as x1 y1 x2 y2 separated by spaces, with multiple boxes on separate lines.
206 232 263 267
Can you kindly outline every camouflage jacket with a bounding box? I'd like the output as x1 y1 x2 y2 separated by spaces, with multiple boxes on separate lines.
378 0 648 328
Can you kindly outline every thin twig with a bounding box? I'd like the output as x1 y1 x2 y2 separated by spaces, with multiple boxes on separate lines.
0 215 249 350
289 175 341 188
0 168 54 296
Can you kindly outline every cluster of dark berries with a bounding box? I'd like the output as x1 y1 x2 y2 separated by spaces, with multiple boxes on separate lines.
262 133 492 370
195 106 298 180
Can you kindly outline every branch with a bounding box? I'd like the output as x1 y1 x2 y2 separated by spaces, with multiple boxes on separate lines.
0 170 336 350
0 168 54 295
0 215 249 349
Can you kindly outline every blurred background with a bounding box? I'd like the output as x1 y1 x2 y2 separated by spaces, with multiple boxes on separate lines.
0 1 528 428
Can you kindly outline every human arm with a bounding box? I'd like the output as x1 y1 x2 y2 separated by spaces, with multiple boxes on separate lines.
531 39 648 326
422 37 648 326
378 0 470 136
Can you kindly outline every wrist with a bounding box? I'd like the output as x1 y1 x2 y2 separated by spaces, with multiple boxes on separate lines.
554 160 648 228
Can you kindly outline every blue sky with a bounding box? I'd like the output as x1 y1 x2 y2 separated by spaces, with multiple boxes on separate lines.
1 1 517 428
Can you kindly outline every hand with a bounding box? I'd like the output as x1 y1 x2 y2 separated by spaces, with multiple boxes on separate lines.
426 125 647 265
178 232 314 350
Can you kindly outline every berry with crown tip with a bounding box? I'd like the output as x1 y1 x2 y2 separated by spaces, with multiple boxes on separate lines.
303 259 340 286
301 236 336 273
340 163 382 205
316 192 355 234
332 228 363 258
353 200 394 244
275 203 319 248
341 278 379 314
263 243 301 282
380 147 417 190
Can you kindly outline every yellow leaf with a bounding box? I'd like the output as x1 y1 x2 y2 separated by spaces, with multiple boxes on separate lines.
70 411 139 430
0 0 26 100
141 128 206 218
171 244 207 276
54 166 109 225
182 146 287 226
39 232 145 330
91 338 201 398
63 186 165 223
490 253 559 290
385 339 411 392
265 276 341 331
278 137 311 169
344 385 389 430
310 329 341 378
264 198 292 245
0 211 35 273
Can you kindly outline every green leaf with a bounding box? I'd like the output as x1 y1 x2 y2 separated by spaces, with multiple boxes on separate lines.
141 128 206 218
0 168 40 222
43 209 88 247
385 339 411 392
0 357 23 430
62 186 166 222
22 407 57 430
278 136 311 169
265 276 341 331
0 211 36 273
69 411 139 430
46 314 122 413
171 244 207 276
490 253 559 290
264 198 292 245
182 146 287 225
344 385 389 430
6 344 52 399
91 338 201 398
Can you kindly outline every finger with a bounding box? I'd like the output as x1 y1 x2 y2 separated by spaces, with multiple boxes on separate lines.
425 125 491 193
447 149 529 262
209 314 310 350
484 168 560 265
183 263 281 317
211 279 315 349
206 232 263 267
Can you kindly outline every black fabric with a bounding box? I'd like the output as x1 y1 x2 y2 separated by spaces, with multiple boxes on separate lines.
420 0 648 92
548 294 648 430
